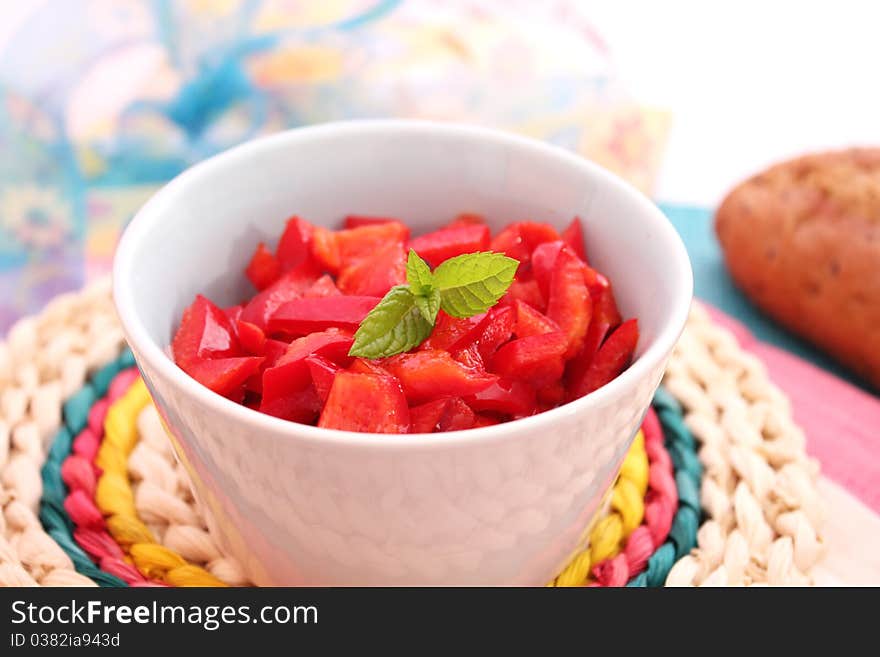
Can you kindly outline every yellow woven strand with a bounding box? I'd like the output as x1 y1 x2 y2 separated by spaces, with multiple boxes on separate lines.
96 380 227 587
549 430 648 586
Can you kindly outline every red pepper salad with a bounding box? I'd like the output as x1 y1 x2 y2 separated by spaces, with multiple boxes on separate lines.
171 214 639 433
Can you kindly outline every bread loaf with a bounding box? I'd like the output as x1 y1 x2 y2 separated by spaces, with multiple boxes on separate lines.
715 148 880 389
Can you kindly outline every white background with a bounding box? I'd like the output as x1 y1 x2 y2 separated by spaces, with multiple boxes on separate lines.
590 0 880 205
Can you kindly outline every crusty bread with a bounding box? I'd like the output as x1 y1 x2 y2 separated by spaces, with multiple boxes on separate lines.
715 148 880 390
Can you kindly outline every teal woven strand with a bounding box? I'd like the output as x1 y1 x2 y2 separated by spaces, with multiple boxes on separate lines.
37 352 133 588
62 385 96 435
625 386 703 587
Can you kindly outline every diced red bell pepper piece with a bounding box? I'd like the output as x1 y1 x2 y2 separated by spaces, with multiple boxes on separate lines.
172 295 241 368
410 397 475 433
245 242 282 290
305 354 341 403
260 384 322 424
409 224 491 267
447 212 485 227
452 342 485 373
437 397 475 431
561 216 587 263
310 226 341 273
421 311 487 352
474 305 515 362
567 319 639 400
334 222 410 272
382 351 497 404
472 413 502 427
318 372 410 433
304 274 341 298
236 320 266 354
409 398 448 433
343 215 399 229
240 263 322 330
546 246 592 358
186 356 263 399
336 241 406 296
245 338 287 393
578 285 624 368
223 304 243 326
489 331 568 386
262 329 354 413
268 296 380 336
463 379 536 416
276 216 314 272
490 222 561 267
513 300 560 338
531 240 565 301
348 357 392 377
501 278 545 312
537 380 565 406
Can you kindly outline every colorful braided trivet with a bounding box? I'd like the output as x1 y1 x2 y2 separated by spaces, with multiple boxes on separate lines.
0 280 825 586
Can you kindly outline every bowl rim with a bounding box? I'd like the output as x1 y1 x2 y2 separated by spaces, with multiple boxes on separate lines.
113 119 693 449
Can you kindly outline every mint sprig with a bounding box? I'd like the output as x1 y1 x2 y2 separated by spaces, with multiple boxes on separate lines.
349 249 518 358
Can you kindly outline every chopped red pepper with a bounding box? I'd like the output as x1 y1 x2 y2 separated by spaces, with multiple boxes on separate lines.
336 241 406 296
567 319 639 401
268 296 380 335
500 278 546 312
463 379 536 416
236 320 266 354
531 240 565 301
561 216 587 263
335 222 410 270
186 356 264 399
382 351 497 403
305 354 341 403
546 246 592 358
304 274 342 298
240 263 321 330
474 305 515 362
172 295 241 368
421 311 487 352
261 330 354 414
276 216 314 272
490 331 568 386
318 372 410 433
245 242 282 290
490 222 561 267
512 300 560 338
409 223 491 267
409 397 475 433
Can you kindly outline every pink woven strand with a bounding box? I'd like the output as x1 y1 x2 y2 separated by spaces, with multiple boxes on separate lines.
108 368 140 401
61 455 97 499
99 558 148 585
72 428 101 462
589 408 678 586
64 490 105 530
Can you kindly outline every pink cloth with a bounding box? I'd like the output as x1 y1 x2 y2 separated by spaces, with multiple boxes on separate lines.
707 306 880 514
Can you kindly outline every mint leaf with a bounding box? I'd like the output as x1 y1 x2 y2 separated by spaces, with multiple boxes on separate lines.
413 287 441 324
406 249 434 296
433 252 518 318
349 286 433 358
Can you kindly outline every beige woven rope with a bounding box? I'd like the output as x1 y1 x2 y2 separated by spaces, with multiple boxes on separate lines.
0 281 825 587
0 278 125 586
663 304 825 586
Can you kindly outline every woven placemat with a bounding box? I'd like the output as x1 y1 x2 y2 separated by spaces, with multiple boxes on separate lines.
0 279 825 586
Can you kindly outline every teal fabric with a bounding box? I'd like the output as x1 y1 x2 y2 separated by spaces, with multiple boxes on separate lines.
660 203 869 392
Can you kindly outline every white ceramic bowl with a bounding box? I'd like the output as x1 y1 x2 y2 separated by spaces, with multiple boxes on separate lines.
113 120 692 585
